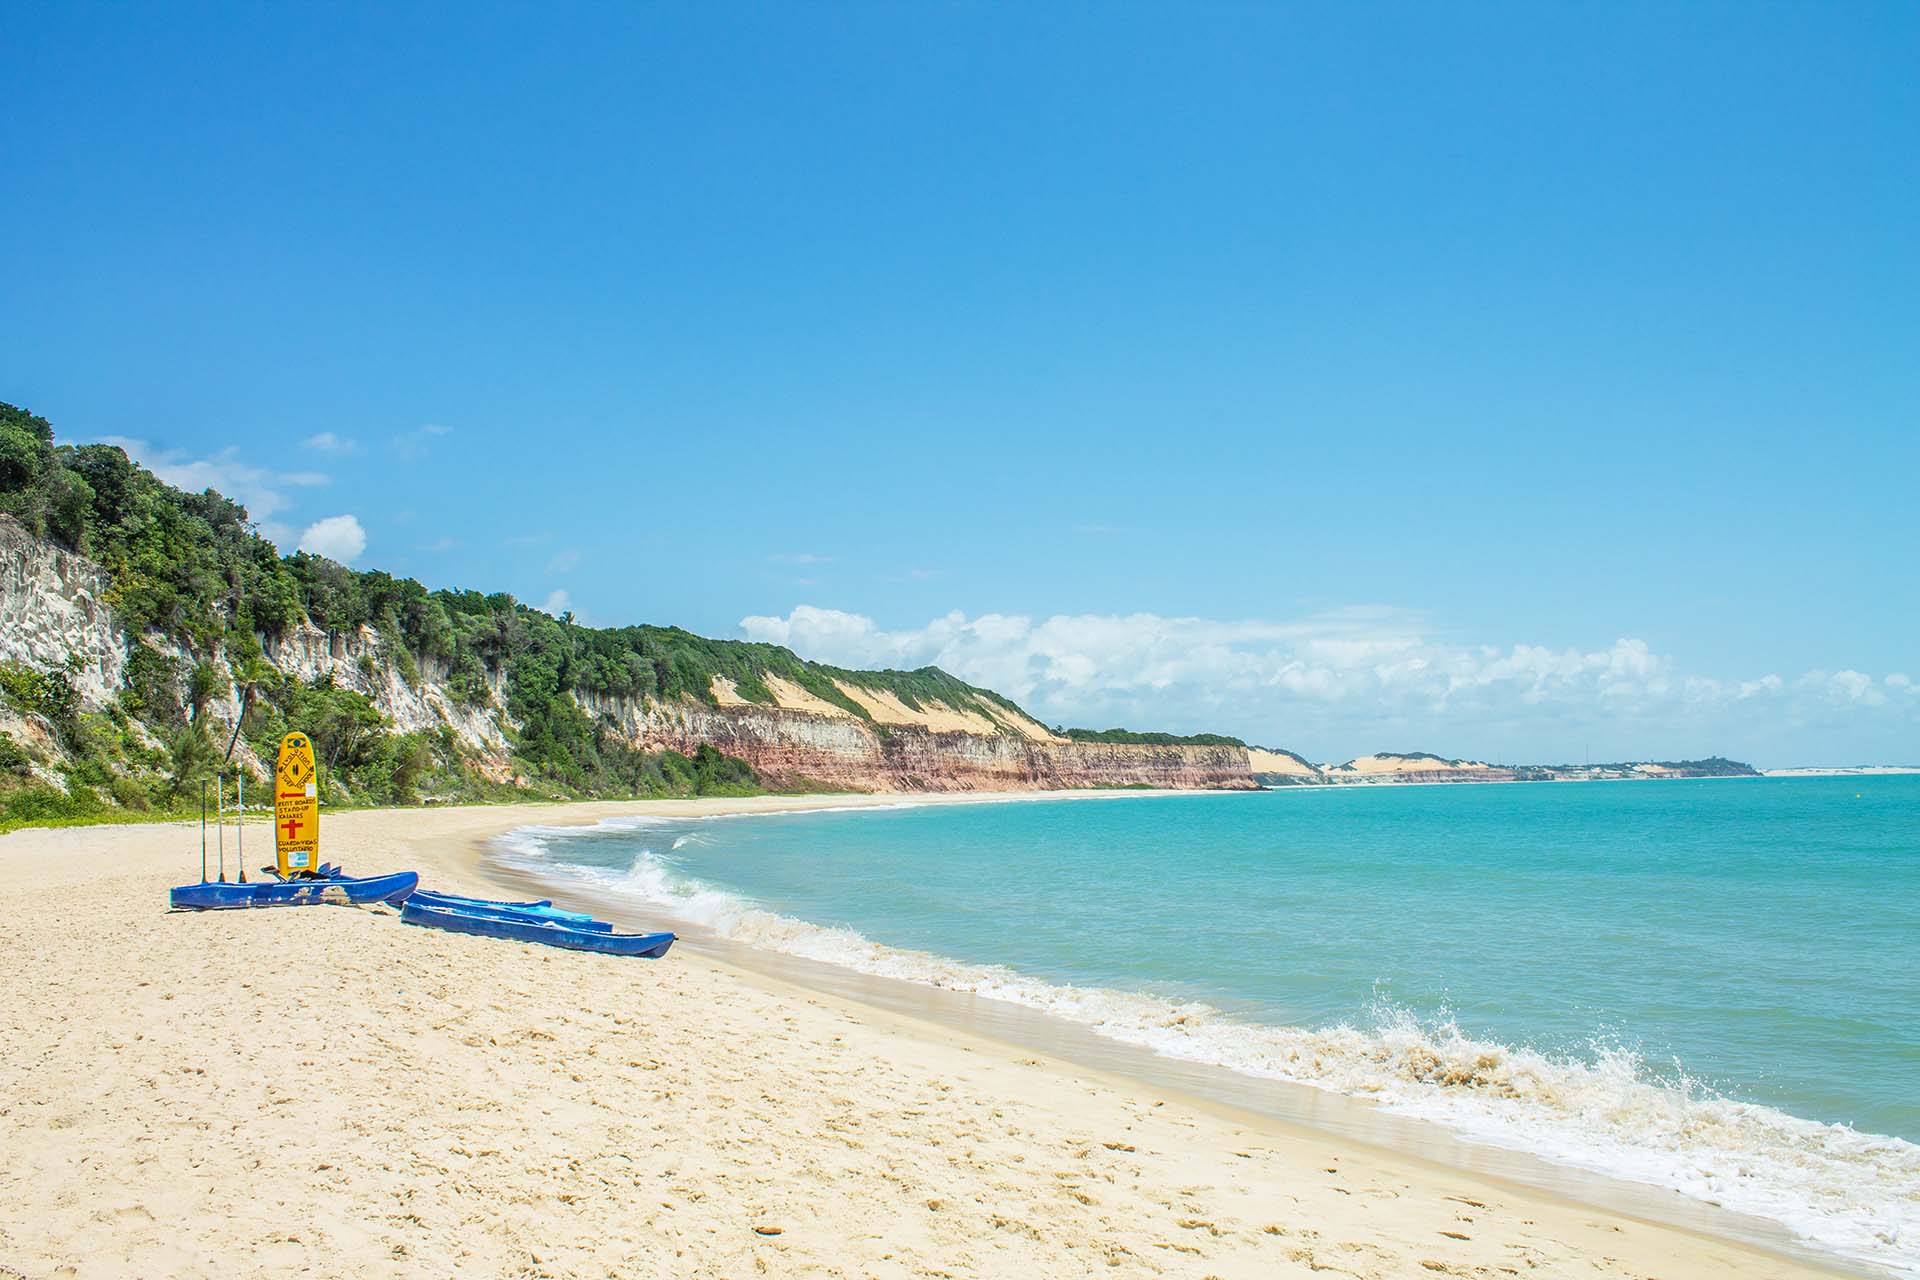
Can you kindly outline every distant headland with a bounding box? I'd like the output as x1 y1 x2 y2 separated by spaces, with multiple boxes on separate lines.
1245 749 1765 787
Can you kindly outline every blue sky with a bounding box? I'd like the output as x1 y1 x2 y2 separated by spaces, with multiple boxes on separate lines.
3 3 1915 765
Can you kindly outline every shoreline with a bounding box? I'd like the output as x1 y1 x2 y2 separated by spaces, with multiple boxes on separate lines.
454 790 1880 1278
0 793 1878 1279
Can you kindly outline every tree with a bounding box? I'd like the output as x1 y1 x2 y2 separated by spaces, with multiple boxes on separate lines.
226 656 275 760
187 661 230 725
0 402 54 443
44 467 95 549
164 726 218 802
0 402 54 495
0 424 44 490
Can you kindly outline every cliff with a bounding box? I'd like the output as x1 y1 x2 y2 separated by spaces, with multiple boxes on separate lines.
0 513 1256 804
0 515 127 705
1247 746 1324 785
588 691 1254 792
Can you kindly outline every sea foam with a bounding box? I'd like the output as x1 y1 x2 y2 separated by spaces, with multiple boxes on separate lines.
490 816 1920 1275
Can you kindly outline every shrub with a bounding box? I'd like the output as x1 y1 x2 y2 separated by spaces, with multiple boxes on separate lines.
0 784 104 829
0 732 33 776
110 774 151 810
121 645 183 725
0 661 80 730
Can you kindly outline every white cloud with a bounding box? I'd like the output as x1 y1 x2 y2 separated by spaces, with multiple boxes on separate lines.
547 548 582 574
769 552 833 565
297 514 367 563
539 589 571 616
1797 669 1885 706
302 431 363 455
739 604 1919 763
390 423 453 459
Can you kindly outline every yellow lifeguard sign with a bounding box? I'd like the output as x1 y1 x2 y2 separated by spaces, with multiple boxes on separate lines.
274 732 321 876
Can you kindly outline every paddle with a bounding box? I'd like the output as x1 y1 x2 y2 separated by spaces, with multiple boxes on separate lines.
234 767 246 884
222 678 255 884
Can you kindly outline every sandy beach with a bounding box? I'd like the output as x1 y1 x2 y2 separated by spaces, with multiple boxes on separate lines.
0 794 1865 1280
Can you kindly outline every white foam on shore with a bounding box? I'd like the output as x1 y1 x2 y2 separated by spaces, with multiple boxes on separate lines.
491 818 1920 1276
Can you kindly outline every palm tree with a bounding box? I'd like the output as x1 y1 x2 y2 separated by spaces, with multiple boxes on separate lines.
223 658 273 758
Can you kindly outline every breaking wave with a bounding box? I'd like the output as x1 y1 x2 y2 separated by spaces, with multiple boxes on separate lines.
491 817 1920 1275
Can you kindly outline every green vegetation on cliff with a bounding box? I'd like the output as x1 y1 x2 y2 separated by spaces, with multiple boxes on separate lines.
0 403 798 817
1059 727 1247 748
1518 756 1759 778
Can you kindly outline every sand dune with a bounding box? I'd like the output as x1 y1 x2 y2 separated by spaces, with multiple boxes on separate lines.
1333 754 1498 775
830 679 1006 736
1247 747 1320 777
765 673 858 719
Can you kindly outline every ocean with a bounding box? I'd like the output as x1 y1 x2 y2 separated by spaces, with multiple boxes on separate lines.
489 774 1920 1273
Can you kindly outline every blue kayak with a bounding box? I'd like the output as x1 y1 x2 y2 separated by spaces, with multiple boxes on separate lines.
407 888 595 920
170 871 419 910
407 889 560 910
400 899 675 957
406 890 610 931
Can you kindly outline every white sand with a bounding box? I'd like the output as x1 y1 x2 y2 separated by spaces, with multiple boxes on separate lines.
0 797 1855 1279
1246 748 1319 777
830 680 1006 737
708 675 751 707
975 699 1068 744
1334 755 1497 775
764 674 857 719
710 674 1064 744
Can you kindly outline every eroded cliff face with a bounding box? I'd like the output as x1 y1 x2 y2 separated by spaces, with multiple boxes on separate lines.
0 516 127 704
0 516 1256 794
579 691 1256 792
261 621 513 758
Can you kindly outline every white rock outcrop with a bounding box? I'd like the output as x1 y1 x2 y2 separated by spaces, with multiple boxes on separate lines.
0 515 127 704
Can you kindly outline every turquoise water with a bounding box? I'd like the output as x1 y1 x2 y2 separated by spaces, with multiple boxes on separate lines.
495 775 1920 1271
